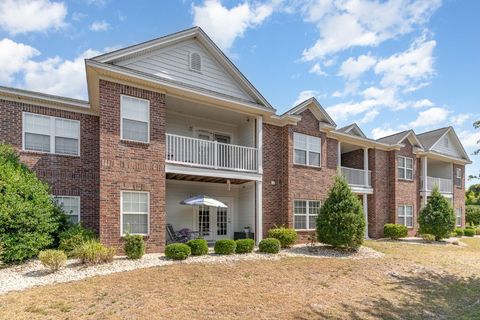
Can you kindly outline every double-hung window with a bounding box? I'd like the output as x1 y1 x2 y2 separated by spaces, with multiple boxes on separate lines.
23 113 80 156
294 200 320 230
398 156 413 180
54 196 80 224
397 205 413 227
293 132 321 166
456 208 462 227
121 95 150 143
455 168 462 187
121 191 149 235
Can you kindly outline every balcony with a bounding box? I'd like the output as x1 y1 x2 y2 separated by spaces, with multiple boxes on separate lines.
166 133 259 173
422 176 453 194
341 166 371 188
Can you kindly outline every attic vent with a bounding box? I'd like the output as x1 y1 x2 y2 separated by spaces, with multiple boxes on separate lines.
190 52 202 72
443 137 449 148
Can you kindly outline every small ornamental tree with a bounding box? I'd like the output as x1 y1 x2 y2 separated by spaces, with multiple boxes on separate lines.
466 205 480 226
317 176 365 250
418 187 455 241
0 144 62 263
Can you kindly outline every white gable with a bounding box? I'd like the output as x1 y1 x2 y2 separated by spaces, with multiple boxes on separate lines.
115 39 253 102
432 131 462 158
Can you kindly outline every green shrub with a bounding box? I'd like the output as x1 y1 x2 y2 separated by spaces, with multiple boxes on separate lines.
214 239 236 255
259 238 280 254
464 228 475 237
384 224 408 240
267 227 297 248
418 187 455 241
186 239 209 256
317 176 365 249
235 239 255 254
0 144 65 263
466 205 480 226
74 240 116 265
59 224 95 257
165 243 191 260
38 249 67 272
421 234 435 243
476 228 480 236
455 228 464 237
450 232 457 238
124 234 145 259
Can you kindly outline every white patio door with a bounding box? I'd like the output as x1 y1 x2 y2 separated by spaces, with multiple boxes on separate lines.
197 203 232 241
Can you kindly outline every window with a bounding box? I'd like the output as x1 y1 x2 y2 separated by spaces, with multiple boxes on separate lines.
456 168 462 186
294 200 320 230
397 205 413 227
55 196 80 224
23 113 80 156
121 95 150 143
189 52 202 72
121 191 149 235
398 156 413 180
293 132 321 166
456 208 462 227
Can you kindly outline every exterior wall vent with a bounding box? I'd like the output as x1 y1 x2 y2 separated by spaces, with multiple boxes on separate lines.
190 52 202 72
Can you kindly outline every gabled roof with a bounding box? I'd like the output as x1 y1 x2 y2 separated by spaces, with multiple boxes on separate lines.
283 97 336 128
376 129 424 148
417 127 450 149
89 26 274 111
337 123 366 138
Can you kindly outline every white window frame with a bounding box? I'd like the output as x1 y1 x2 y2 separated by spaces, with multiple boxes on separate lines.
456 168 462 186
293 200 321 231
22 112 80 156
54 196 81 224
456 208 462 227
293 132 321 167
120 191 150 236
120 95 150 144
398 156 413 180
397 205 414 228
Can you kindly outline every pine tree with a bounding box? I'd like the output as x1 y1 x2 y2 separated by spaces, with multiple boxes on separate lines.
317 175 365 250
418 187 455 241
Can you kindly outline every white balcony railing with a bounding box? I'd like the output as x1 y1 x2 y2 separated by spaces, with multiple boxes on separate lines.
422 176 453 194
341 166 371 187
166 133 259 172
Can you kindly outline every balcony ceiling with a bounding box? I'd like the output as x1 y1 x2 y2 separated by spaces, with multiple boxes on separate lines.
166 173 250 184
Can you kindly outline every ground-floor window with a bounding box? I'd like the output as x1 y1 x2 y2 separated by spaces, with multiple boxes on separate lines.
121 191 149 235
397 205 413 228
456 208 462 227
294 200 320 230
54 196 80 224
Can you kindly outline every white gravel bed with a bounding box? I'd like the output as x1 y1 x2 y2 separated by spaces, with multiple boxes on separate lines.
0 244 382 295
377 236 469 247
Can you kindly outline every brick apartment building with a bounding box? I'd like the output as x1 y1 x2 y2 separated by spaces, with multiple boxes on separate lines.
0 27 471 252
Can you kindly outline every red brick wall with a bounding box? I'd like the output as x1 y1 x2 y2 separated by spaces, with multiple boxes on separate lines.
98 80 166 253
368 149 390 238
0 99 100 232
341 149 365 169
453 164 466 227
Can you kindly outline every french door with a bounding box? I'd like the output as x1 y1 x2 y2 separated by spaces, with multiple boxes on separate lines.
197 204 232 241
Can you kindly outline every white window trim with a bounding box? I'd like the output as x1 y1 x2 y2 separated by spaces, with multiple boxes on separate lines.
293 199 321 231
22 112 81 156
456 208 462 227
120 95 150 144
54 195 81 224
293 132 321 167
397 205 414 228
455 168 462 186
120 191 150 236
398 156 413 181
189 51 202 73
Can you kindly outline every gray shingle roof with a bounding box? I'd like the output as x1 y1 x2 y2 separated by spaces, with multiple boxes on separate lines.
417 127 450 150
376 130 410 145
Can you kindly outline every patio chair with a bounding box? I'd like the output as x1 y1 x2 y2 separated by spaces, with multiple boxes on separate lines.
166 224 203 244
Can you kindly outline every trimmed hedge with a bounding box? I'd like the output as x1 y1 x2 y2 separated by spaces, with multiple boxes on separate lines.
267 227 297 248
214 239 236 255
165 243 191 260
476 228 480 236
259 238 280 254
59 224 95 257
421 234 435 243
124 234 145 259
186 239 209 256
74 240 116 265
464 228 475 237
38 249 67 272
235 239 255 254
455 228 464 237
384 224 408 240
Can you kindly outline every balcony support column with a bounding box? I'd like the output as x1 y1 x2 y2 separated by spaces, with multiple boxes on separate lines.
255 180 263 244
422 156 428 206
363 193 369 238
363 147 369 187
256 116 263 174
337 141 342 169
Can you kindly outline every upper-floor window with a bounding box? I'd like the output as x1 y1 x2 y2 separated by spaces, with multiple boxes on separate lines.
398 156 413 180
121 95 150 143
397 205 413 228
23 112 80 156
294 200 320 230
456 168 462 186
189 52 202 72
54 196 80 224
293 132 321 167
456 208 462 227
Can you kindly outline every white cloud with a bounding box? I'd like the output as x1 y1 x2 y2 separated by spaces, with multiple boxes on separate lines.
300 0 441 60
292 90 319 106
412 98 434 108
407 107 449 128
0 0 67 35
309 63 327 76
326 99 378 123
338 54 376 80
0 38 39 83
452 113 470 126
89 20 110 31
458 130 480 148
371 126 399 139
192 0 278 52
358 110 379 124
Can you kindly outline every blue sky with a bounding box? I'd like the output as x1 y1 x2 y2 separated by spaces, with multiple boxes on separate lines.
0 0 479 183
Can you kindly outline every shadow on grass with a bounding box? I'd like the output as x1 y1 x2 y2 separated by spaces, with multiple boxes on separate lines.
299 269 480 320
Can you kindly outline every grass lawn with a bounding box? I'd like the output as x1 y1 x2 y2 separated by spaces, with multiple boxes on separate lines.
1 239 480 320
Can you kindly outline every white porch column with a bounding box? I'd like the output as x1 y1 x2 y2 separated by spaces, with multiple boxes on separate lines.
255 180 263 244
363 147 369 187
363 193 369 238
337 141 342 169
422 156 428 206
256 116 263 174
